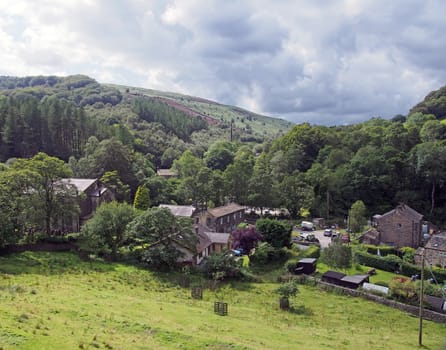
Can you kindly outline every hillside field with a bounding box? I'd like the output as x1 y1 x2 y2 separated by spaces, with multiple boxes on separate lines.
0 252 445 350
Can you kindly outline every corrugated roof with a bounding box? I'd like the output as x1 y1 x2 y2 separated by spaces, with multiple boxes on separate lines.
61 178 97 192
299 258 317 264
208 203 245 218
159 204 195 217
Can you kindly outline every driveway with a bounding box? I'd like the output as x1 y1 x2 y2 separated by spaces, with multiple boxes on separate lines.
313 230 332 249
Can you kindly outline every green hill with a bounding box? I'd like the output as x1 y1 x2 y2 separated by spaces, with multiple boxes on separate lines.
0 75 293 165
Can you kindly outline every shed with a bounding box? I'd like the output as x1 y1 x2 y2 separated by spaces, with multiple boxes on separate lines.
424 295 446 313
339 274 370 289
295 258 317 275
321 271 346 285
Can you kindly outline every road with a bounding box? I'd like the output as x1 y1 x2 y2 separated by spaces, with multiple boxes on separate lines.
313 230 332 249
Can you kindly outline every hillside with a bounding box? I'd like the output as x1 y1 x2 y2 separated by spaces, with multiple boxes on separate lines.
0 75 293 165
409 85 446 120
107 83 293 139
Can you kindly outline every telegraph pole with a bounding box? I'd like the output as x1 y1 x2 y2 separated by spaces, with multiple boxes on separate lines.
418 248 425 347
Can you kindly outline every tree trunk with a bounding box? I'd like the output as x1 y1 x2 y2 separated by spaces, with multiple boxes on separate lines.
431 182 435 214
279 297 290 310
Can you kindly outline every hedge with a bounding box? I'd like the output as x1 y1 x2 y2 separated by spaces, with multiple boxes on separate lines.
354 251 446 283
363 244 397 256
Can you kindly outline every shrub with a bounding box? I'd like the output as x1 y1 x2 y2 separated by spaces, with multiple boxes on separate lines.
302 245 320 259
251 242 288 264
275 280 299 298
203 252 242 280
389 277 418 303
285 259 299 273
399 247 415 263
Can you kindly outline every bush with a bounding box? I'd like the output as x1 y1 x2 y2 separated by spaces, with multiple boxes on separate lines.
285 259 299 273
302 245 320 259
203 252 242 280
399 247 415 263
251 242 288 265
275 280 299 298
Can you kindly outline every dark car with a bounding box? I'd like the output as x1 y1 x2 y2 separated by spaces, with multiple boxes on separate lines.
324 229 332 237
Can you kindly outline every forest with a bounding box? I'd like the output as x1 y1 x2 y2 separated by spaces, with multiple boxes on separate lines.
1 74 446 245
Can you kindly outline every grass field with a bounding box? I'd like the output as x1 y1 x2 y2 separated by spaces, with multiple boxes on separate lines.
0 252 445 350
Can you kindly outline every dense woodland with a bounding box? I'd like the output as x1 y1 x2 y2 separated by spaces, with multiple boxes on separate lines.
2 74 446 246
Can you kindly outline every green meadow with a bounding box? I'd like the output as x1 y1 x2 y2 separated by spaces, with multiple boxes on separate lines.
0 252 445 350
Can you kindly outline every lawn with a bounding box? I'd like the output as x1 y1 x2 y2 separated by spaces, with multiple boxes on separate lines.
0 252 445 350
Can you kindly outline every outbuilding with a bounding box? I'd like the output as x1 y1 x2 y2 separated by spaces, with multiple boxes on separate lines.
294 258 317 275
321 271 346 285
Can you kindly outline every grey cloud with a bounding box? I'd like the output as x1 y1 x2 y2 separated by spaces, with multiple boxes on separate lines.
2 0 446 126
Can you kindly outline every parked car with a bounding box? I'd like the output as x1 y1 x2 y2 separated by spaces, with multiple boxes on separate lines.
324 229 333 237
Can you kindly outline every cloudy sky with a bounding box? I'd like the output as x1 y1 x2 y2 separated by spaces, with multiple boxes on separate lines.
1 0 446 125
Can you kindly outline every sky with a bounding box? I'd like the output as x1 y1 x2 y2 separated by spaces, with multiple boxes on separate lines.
1 0 446 125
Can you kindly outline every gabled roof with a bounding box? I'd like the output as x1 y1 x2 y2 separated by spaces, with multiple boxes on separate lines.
378 203 423 222
159 204 195 217
208 203 245 218
61 178 97 193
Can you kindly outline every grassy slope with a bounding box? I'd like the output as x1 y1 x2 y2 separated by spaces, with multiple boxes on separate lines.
107 83 293 138
0 252 445 350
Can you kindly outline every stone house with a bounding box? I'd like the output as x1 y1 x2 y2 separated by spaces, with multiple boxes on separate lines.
159 204 231 265
197 203 245 233
372 203 424 248
415 233 446 268
61 178 114 232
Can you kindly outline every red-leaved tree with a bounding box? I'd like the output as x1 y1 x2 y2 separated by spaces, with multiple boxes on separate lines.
231 226 263 253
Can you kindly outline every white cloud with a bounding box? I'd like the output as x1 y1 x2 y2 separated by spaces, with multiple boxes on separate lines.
1 0 446 125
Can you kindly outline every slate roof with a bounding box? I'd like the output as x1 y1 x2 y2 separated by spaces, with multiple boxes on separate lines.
425 232 446 251
207 203 245 218
378 203 423 221
61 178 97 193
205 232 230 245
159 204 195 217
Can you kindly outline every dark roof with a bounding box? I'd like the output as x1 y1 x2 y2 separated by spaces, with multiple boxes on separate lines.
341 274 369 284
424 295 446 312
378 203 423 222
208 203 245 218
196 232 212 253
322 271 346 280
